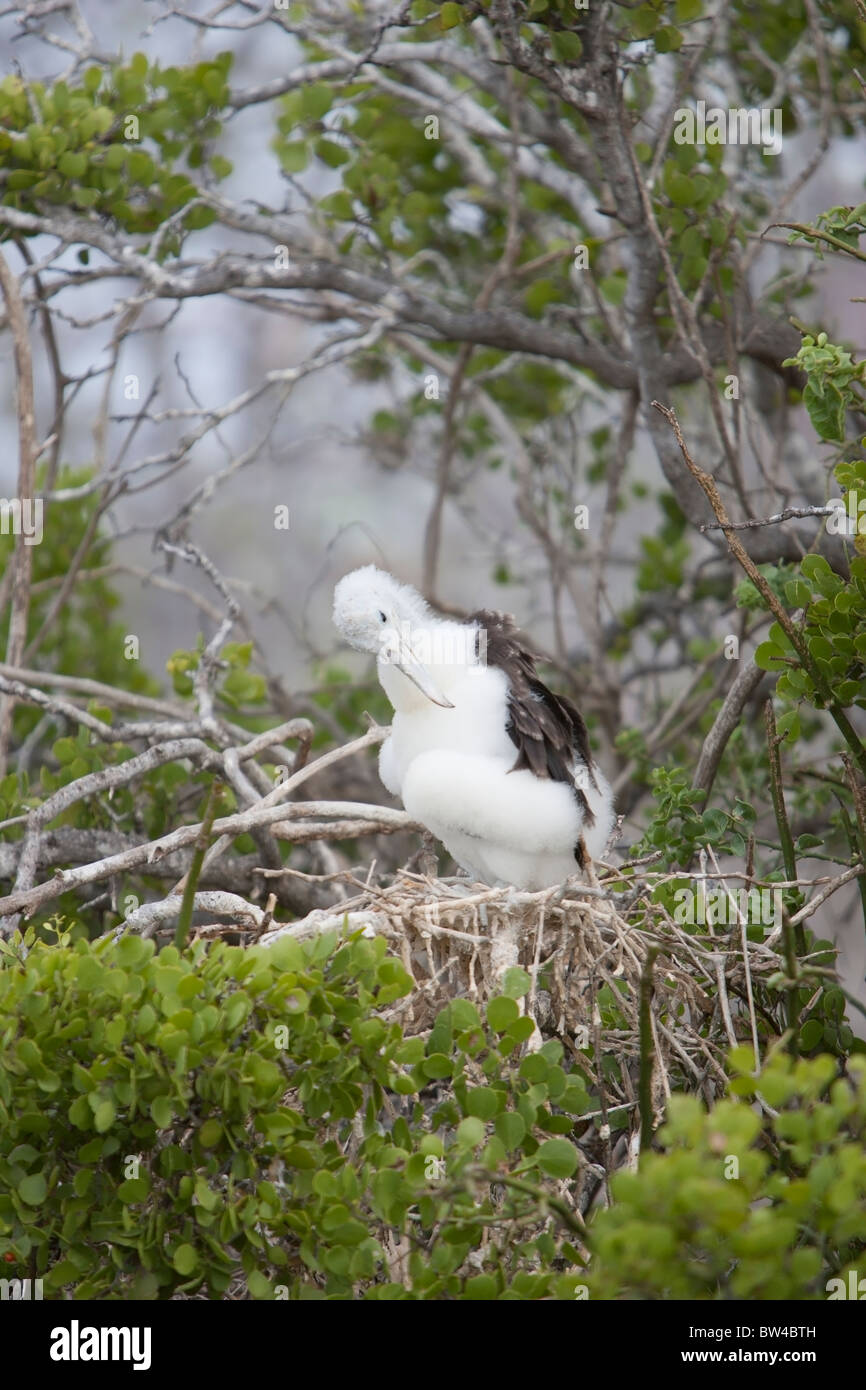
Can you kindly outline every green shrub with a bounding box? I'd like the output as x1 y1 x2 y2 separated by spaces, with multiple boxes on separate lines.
0 925 415 1298
0 931 598 1299
3 927 864 1300
588 1048 866 1300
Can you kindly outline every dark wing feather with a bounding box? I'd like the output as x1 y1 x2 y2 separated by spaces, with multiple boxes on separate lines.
469 609 599 851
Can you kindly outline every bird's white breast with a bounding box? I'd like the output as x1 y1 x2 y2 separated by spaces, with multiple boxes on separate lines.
378 662 515 795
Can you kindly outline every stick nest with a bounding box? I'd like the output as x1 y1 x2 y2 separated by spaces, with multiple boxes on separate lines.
260 866 787 1136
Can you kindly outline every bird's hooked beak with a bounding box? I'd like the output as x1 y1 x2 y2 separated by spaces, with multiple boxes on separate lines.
395 649 455 708
380 619 455 708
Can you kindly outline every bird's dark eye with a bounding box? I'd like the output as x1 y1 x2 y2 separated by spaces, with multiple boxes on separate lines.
378 610 387 623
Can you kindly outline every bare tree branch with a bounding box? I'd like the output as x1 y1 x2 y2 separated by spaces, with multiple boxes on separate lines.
0 248 37 775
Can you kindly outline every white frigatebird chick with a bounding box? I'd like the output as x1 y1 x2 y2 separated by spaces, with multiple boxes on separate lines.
332 566 615 890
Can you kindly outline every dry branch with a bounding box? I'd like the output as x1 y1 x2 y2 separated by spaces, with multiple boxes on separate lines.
0 250 37 775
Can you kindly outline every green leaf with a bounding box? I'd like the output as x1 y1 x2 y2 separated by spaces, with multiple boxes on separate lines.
422 1052 453 1079
224 993 250 1029
284 987 308 1014
465 1086 500 1120
728 1044 756 1074
18 1173 47 1206
73 1168 94 1197
799 1019 823 1051
504 1016 537 1045
494 1111 526 1150
775 710 800 741
656 25 683 52
794 833 823 851
456 1116 485 1147
667 171 695 207
445 998 481 1030
248 1269 272 1299
754 641 786 671
834 679 861 705
551 32 583 62
633 5 660 38
315 138 350 169
440 2 463 29
501 967 531 999
463 1274 498 1299
800 554 833 584
93 1099 115 1133
172 1244 198 1275
803 378 846 443
536 1138 578 1179
299 83 334 121
150 1096 173 1129
784 579 812 608
559 1082 589 1115
278 140 310 174
52 737 78 764
486 995 519 1031
654 25 683 53
128 151 155 182
103 144 126 170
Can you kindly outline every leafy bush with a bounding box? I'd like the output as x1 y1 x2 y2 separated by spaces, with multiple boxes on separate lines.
0 925 414 1298
0 53 233 238
2 925 865 1300
637 765 757 866
588 1048 866 1300
0 929 591 1300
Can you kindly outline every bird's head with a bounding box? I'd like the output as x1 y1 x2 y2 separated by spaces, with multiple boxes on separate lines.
332 565 454 708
